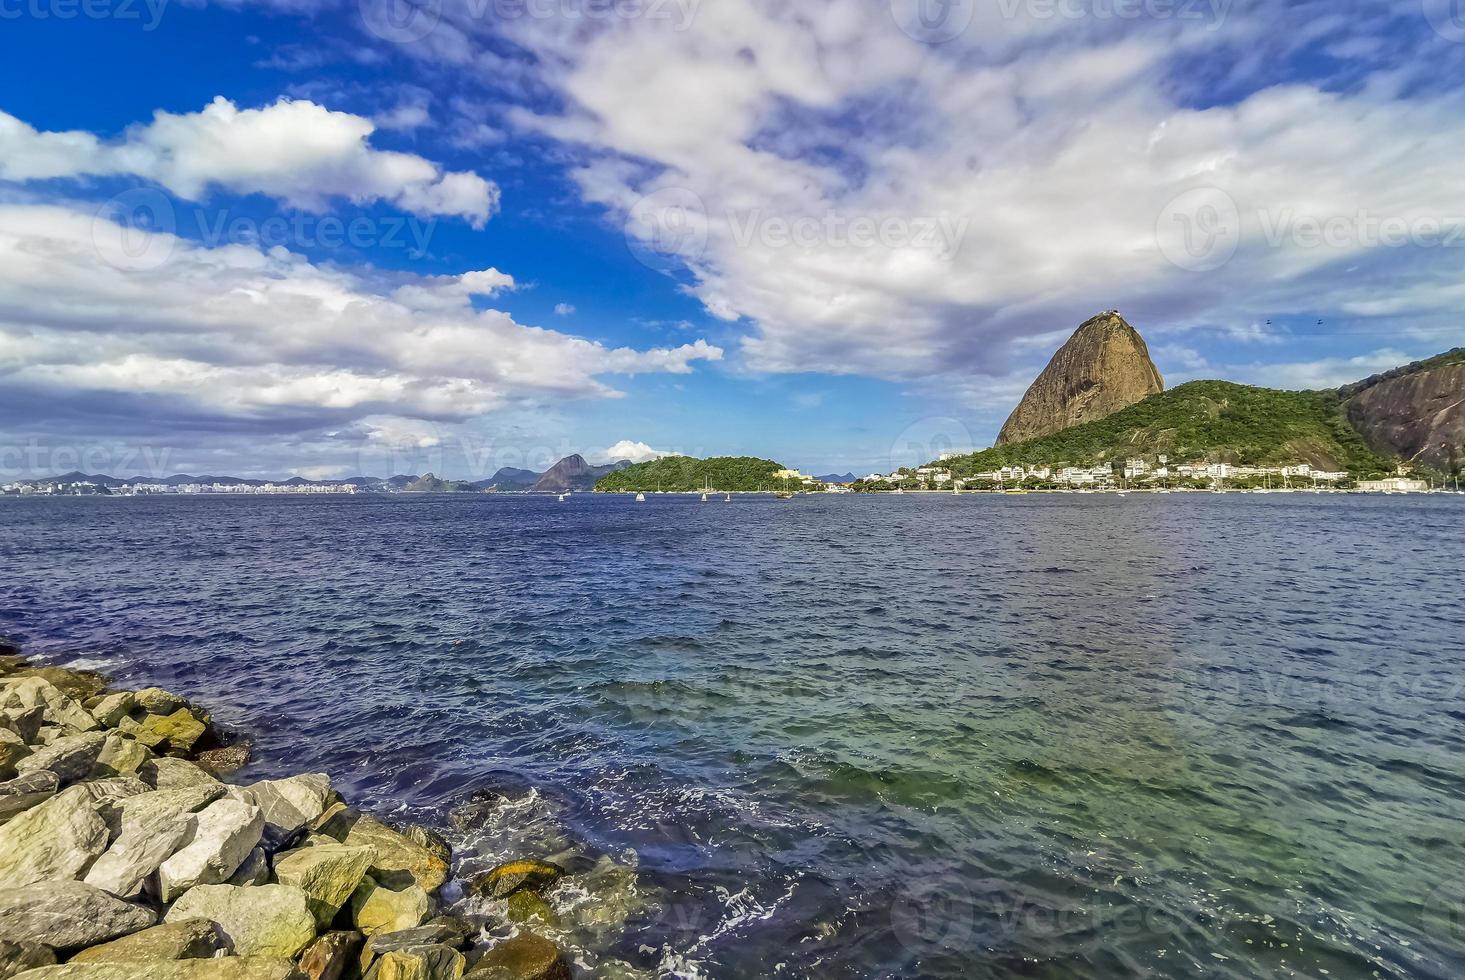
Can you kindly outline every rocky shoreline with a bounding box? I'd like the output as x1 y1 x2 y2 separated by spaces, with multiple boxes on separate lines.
0 648 580 980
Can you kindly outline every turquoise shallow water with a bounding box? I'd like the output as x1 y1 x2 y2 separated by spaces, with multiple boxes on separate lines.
2 492 1464 978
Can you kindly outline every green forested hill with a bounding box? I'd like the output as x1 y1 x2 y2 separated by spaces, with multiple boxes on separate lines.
594 456 789 492
938 381 1394 476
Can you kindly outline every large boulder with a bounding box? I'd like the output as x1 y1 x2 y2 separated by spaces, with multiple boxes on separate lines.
349 878 431 937
15 732 106 785
226 847 270 887
132 689 186 716
89 693 136 729
463 933 570 980
273 843 373 929
339 815 449 894
143 759 221 793
84 785 225 898
0 772 57 825
194 744 251 777
0 881 156 950
91 736 152 780
164 884 317 959
0 785 108 886
14 959 301 980
68 919 221 963
232 774 331 847
365 920 473 958
298 931 364 980
365 944 464 980
0 706 43 745
157 799 264 902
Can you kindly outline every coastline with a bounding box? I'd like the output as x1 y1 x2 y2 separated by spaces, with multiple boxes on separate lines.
0 646 591 980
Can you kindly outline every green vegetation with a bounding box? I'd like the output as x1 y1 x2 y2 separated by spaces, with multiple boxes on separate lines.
594 455 791 492
936 381 1395 476
1337 347 1465 399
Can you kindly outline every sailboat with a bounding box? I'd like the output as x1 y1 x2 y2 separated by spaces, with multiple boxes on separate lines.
634 492 646 502
557 492 567 502
725 493 731 503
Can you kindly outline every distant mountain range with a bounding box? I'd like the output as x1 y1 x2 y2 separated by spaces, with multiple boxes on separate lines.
19 454 636 493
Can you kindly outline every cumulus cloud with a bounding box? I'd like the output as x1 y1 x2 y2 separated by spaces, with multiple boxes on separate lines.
472 0 1465 380
554 303 576 315
0 202 722 437
0 97 499 225
598 440 678 464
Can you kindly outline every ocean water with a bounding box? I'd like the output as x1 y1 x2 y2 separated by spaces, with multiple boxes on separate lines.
2 492 1464 978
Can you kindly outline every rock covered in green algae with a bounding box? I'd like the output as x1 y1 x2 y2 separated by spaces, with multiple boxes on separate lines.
464 933 571 980
470 860 564 900
365 944 465 980
350 877 433 937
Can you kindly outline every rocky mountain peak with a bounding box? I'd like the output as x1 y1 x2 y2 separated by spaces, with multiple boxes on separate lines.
995 311 1164 446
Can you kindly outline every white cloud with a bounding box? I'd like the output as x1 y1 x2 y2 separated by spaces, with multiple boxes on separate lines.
1230 349 1416 391
554 303 576 315
598 440 678 464
481 0 1465 379
0 202 722 432
0 97 499 225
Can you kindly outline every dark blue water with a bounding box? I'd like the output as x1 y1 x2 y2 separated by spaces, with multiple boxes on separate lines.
3 493 1464 978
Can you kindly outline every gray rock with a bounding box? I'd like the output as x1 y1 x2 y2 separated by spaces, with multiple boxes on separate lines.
232 774 331 847
73 778 151 806
157 798 265 902
90 693 136 729
226 847 270 886
68 919 221 963
13 959 301 979
0 939 56 979
365 919 472 956
0 785 108 886
132 688 186 716
0 881 156 950
0 771 58 826
143 758 221 793
364 943 464 980
15 732 106 785
273 843 373 929
194 744 251 777
84 785 225 898
164 884 318 959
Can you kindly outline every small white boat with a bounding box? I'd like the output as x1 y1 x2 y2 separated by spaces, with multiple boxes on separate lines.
725 494 731 503
635 492 646 502
701 493 708 502
558 493 567 502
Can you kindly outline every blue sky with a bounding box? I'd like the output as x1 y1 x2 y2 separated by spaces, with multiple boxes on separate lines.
2 0 1464 480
